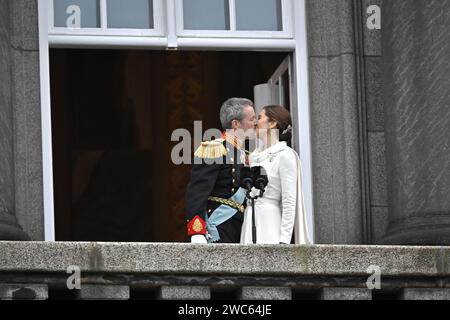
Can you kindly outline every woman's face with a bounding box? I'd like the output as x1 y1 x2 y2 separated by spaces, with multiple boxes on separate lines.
256 109 276 138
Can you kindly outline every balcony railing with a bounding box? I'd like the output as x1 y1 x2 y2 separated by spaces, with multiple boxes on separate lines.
0 242 449 300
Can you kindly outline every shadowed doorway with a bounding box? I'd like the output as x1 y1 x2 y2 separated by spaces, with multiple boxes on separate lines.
50 49 287 242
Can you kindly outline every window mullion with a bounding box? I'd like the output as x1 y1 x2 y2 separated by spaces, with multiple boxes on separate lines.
49 0 55 32
229 0 236 31
100 0 108 30
166 0 178 48
282 0 293 36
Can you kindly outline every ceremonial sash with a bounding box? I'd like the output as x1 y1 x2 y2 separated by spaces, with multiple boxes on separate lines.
205 188 246 243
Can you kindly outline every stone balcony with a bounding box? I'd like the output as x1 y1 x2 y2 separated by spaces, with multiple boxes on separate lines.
1 242 450 300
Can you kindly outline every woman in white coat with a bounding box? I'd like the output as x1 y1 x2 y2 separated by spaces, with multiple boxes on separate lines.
240 106 312 245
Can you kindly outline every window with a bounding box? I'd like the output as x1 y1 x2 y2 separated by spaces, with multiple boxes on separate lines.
235 0 282 31
49 0 164 36
107 0 154 29
183 0 230 30
177 0 293 38
49 0 292 39
54 0 101 28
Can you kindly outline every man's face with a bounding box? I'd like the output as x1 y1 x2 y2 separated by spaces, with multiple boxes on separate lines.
236 106 257 138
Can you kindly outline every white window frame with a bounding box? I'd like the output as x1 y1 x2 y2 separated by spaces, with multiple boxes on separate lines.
38 0 314 243
175 0 293 39
292 0 315 243
49 0 165 37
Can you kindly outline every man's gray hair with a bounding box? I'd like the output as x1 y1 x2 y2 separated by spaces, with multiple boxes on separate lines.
220 98 254 130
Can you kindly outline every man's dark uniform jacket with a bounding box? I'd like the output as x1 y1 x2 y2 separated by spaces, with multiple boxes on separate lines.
186 138 247 243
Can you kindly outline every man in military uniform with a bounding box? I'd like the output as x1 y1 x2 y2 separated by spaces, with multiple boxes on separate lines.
186 98 257 244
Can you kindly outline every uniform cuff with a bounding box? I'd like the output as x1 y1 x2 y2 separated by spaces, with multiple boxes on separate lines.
187 215 207 236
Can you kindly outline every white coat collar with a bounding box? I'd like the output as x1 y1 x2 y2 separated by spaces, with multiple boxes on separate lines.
251 141 288 164
261 141 288 154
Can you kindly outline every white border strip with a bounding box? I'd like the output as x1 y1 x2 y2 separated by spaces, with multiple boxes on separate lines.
38 0 55 241
293 0 314 243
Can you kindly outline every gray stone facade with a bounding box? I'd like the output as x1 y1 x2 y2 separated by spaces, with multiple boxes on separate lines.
0 0 31 240
306 0 450 245
10 0 44 241
380 0 450 245
308 0 363 244
307 0 386 244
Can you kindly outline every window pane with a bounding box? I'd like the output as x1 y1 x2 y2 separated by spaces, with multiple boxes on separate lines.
54 0 100 28
236 0 282 31
107 0 154 29
183 0 230 30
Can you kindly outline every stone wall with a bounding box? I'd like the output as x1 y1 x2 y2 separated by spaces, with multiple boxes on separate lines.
0 0 15 220
380 0 450 244
0 0 29 240
307 0 387 244
308 0 363 244
1 242 450 300
362 0 389 243
10 0 44 240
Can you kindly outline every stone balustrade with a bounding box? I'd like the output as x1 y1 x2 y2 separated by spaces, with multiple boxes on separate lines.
0 242 450 300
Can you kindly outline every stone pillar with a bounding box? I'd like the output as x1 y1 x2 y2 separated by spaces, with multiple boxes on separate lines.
307 0 364 244
10 0 44 240
0 0 29 240
363 0 390 244
380 0 450 244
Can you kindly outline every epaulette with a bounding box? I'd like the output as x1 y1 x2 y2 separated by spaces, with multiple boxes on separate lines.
194 139 228 159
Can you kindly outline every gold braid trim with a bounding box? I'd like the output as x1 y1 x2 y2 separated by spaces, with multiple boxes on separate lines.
208 196 244 213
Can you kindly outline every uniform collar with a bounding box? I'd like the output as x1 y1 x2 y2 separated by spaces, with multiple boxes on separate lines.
222 132 244 150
